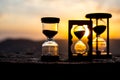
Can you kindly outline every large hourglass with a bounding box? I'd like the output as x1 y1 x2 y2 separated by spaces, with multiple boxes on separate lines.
41 17 60 61
86 13 112 58
73 25 88 55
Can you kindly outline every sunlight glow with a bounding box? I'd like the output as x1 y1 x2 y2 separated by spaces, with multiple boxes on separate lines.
0 0 120 41
84 25 89 37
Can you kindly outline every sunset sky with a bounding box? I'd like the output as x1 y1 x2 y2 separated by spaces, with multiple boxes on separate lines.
0 0 120 41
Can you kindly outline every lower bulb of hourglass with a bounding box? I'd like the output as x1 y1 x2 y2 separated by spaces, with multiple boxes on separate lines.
93 37 106 54
74 40 88 55
42 40 58 56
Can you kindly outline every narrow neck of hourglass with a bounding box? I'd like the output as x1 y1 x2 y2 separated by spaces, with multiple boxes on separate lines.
96 34 100 37
47 38 54 41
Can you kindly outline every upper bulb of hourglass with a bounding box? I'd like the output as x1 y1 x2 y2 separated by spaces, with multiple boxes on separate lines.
93 25 106 35
73 26 85 39
43 30 58 39
41 17 60 39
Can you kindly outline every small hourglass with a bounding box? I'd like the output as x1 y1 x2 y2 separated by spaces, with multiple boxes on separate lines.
73 25 88 56
41 17 60 61
68 20 92 61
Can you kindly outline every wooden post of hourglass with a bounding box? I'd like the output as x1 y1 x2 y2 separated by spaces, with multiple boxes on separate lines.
96 19 99 55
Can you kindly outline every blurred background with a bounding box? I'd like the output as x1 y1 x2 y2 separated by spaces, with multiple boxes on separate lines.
0 0 120 59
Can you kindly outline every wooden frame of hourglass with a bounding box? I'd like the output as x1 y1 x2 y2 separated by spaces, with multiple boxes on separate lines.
68 20 92 61
85 13 112 59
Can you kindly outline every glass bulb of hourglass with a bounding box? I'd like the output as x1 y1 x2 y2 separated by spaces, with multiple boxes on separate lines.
42 30 58 56
93 36 106 52
73 26 88 55
74 40 87 54
93 25 106 54
93 25 106 35
43 30 58 39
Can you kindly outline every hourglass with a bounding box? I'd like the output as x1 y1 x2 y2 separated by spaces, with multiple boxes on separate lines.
41 17 60 61
86 13 112 58
68 20 92 61
73 25 87 55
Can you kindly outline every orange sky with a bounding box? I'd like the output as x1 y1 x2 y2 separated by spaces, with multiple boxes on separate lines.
0 0 120 41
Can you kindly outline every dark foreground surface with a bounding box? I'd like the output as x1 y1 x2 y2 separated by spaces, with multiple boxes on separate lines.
0 56 120 72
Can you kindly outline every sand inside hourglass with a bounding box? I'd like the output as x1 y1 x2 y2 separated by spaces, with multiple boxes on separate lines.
93 25 106 35
43 30 58 38
74 31 85 39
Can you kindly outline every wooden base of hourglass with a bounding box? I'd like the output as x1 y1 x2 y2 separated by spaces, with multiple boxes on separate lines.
92 54 112 59
70 56 92 61
92 49 112 59
41 56 59 62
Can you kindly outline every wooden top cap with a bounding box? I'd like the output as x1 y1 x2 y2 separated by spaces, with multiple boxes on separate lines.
86 13 112 19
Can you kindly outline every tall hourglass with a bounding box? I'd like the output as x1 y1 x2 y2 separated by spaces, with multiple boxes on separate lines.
41 17 60 61
73 25 88 56
86 13 112 58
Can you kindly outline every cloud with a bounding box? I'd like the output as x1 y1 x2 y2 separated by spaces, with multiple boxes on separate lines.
107 8 120 23
1 0 120 21
0 0 117 18
0 0 120 36
0 12 3 18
